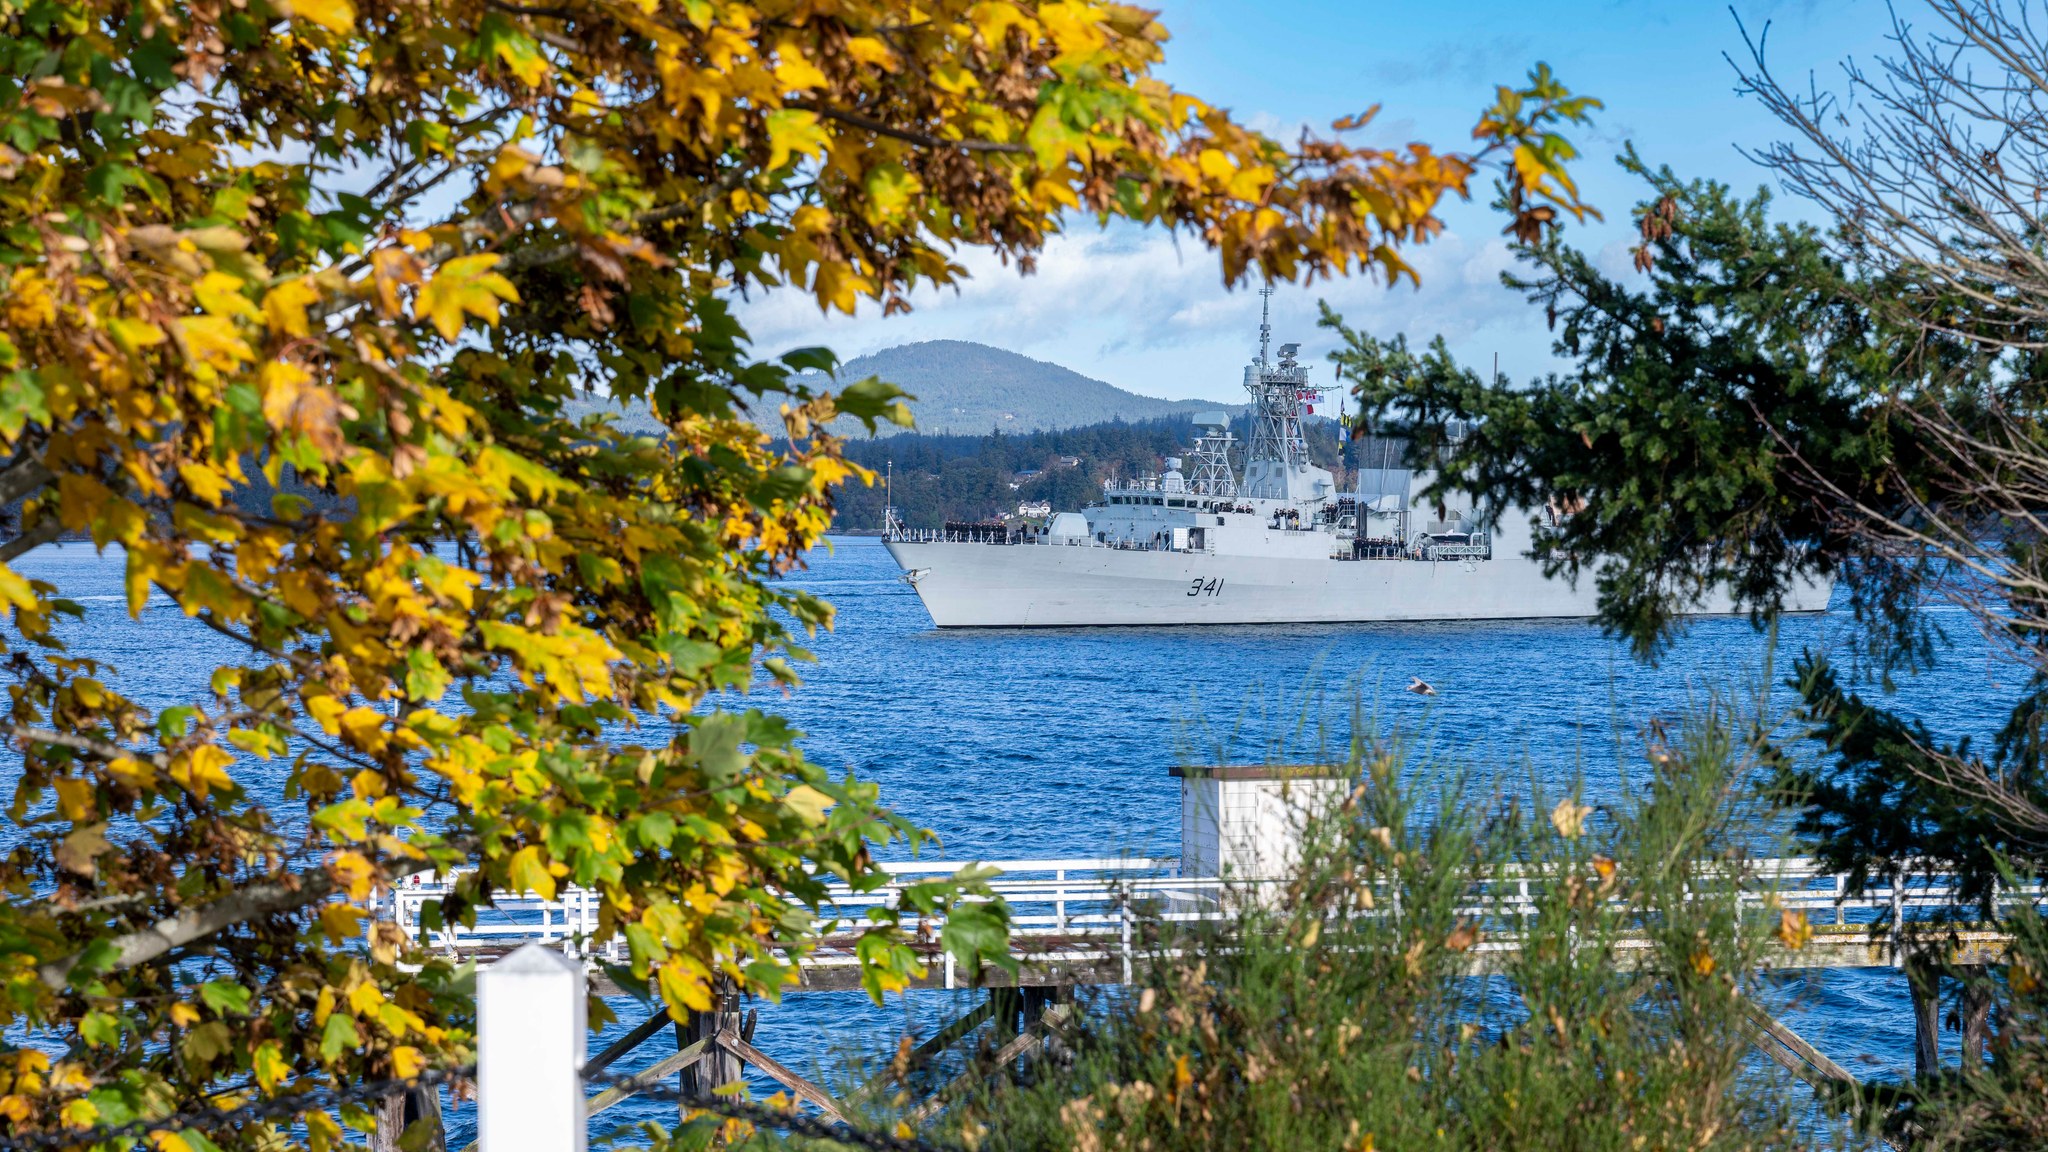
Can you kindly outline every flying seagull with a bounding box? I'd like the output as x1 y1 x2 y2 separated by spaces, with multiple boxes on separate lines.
1408 676 1437 697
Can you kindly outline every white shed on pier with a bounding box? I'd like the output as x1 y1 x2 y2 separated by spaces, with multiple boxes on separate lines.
1173 764 1351 881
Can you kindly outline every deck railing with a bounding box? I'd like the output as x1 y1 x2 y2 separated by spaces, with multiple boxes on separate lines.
384 856 2042 978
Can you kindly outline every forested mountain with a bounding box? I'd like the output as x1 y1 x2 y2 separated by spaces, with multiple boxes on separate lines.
824 341 1223 436
826 413 1377 530
559 340 1225 438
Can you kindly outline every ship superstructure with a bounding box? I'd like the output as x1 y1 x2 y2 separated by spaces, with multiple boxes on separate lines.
882 295 1831 628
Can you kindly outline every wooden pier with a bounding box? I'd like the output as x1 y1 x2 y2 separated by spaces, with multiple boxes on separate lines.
390 767 2047 1138
387 849 2038 1134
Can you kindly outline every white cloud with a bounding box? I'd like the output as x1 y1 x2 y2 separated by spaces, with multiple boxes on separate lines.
732 215 1574 405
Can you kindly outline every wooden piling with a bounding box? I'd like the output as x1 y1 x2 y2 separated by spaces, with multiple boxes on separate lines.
371 1093 407 1152
1910 959 1941 1079
1962 979 1993 1067
402 1084 446 1152
679 977 747 1111
988 986 1025 1043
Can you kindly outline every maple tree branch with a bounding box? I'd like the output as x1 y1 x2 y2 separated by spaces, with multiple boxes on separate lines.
38 868 338 990
486 0 575 16
0 454 52 505
9 725 169 770
0 518 60 563
785 100 1033 154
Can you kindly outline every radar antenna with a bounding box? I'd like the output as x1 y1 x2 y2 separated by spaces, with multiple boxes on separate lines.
1257 284 1274 367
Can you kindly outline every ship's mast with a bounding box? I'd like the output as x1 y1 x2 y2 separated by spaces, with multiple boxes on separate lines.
1257 284 1274 369
1239 295 1334 502
884 459 896 534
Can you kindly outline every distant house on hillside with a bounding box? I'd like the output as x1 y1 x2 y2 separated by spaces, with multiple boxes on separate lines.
1017 500 1052 518
1014 469 1042 481
1056 456 1081 468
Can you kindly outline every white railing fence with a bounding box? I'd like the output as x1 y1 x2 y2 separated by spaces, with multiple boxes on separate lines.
388 856 2042 985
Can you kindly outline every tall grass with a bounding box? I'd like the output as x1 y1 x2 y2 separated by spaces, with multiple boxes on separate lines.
933 699 1836 1152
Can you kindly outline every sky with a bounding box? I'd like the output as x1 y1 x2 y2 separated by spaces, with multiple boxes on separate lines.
735 0 1896 404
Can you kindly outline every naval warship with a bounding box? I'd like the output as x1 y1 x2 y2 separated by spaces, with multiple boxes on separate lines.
882 299 1833 628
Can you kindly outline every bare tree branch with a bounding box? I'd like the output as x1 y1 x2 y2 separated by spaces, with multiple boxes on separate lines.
0 519 63 564
38 868 336 990
0 454 52 506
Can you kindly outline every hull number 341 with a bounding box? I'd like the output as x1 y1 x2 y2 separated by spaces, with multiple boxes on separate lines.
1188 578 1226 597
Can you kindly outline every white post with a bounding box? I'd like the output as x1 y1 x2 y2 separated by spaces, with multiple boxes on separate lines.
1120 902 1133 985
479 943 587 1152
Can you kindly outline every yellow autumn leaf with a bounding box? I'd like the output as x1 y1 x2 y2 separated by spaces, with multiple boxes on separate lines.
107 316 167 353
52 777 95 822
843 35 897 69
262 276 322 338
329 850 376 899
0 561 35 611
772 47 828 92
193 271 260 321
305 694 347 735
508 844 556 900
176 461 232 507
319 903 366 943
252 1042 288 1092
765 109 828 171
279 0 354 33
168 744 236 799
657 956 714 1013
258 359 310 430
177 315 255 371
783 784 834 824
347 982 385 1015
414 254 519 340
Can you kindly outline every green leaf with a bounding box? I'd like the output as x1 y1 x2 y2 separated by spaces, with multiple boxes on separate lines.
80 1009 124 1047
779 346 838 374
941 898 1016 980
0 370 47 437
835 376 914 431
84 162 134 206
405 646 451 702
183 1020 232 1064
319 1012 361 1061
686 713 747 786
200 980 252 1016
862 162 920 220
69 936 122 982
636 810 676 849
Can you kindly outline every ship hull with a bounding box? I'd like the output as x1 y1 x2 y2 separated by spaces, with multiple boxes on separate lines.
884 540 1833 628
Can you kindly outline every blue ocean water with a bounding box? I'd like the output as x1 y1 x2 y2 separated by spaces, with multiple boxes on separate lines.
5 536 2022 1142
